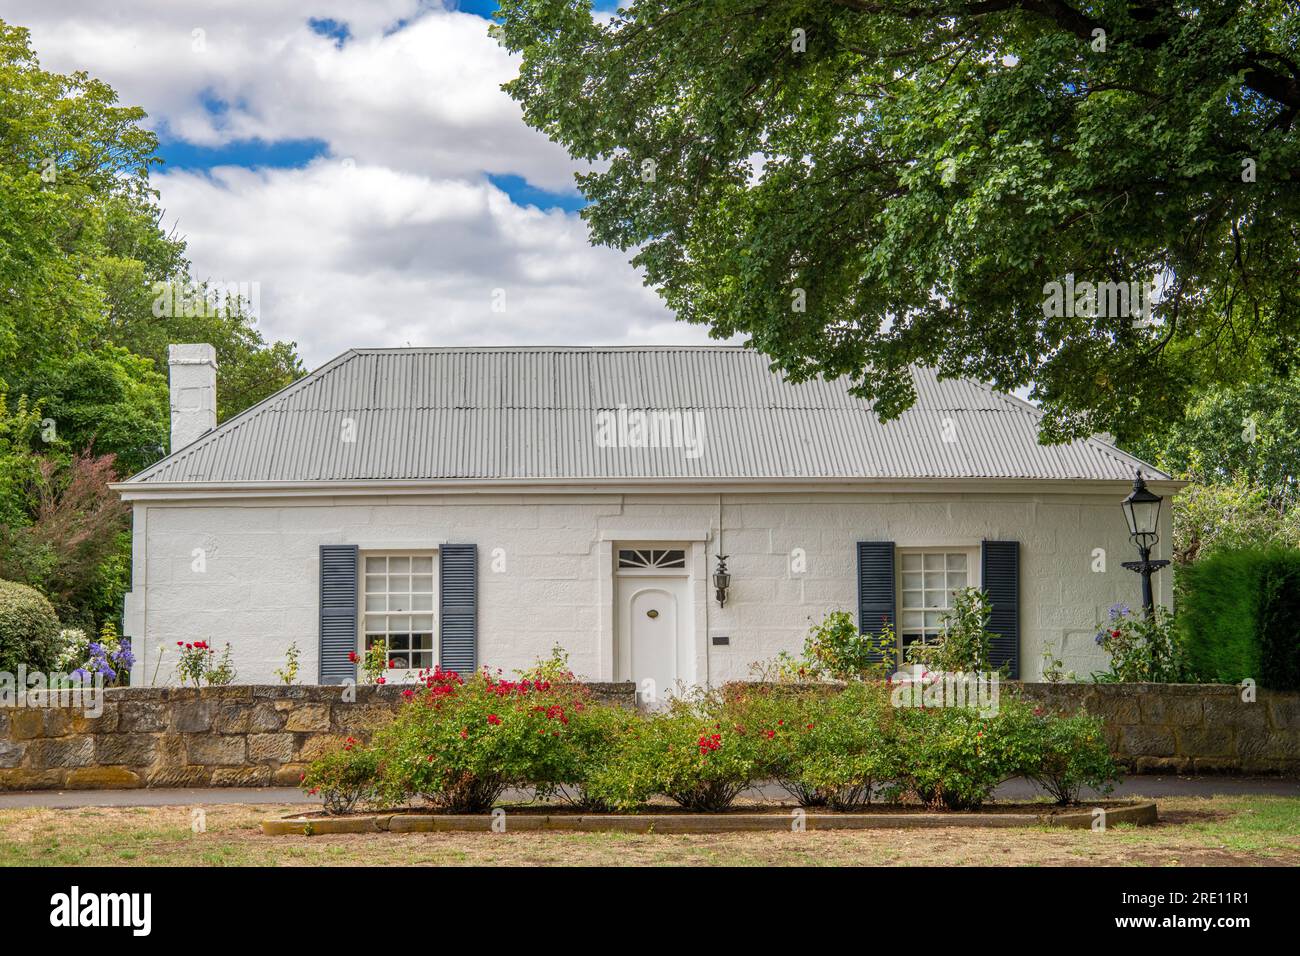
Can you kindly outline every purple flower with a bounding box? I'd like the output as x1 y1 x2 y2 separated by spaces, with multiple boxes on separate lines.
1107 603 1131 621
70 668 90 683
1094 631 1106 646
112 639 135 670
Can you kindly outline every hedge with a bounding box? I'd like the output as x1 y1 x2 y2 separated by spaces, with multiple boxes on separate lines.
1178 548 1300 689
0 579 62 674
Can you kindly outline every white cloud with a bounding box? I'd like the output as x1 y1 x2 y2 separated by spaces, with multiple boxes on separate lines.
4 1 727 366
7 2 579 190
158 161 706 366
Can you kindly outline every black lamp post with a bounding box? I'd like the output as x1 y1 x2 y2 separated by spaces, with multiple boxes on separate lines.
1120 470 1170 619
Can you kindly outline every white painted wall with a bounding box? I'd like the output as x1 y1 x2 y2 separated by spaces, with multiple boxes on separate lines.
122 486 1176 685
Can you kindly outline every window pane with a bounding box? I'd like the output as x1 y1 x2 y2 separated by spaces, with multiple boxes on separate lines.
902 553 922 571
902 611 923 627
365 556 386 573
925 591 945 608
389 575 410 593
364 594 386 612
364 575 385 593
388 616 410 632
364 615 386 632
388 634 410 650
902 572 923 590
411 615 434 631
923 553 944 571
389 594 410 613
946 553 967 571
924 611 942 628
389 654 410 669
411 556 434 573
411 575 434 593
902 589 922 608
923 571 944 589
948 572 967 589
412 633 433 649
410 593 433 611
389 557 410 573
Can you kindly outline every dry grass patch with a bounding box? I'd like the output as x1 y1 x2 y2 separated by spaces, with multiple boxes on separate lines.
0 795 1296 867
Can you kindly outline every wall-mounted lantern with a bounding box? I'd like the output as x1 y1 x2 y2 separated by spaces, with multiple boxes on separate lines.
713 554 731 608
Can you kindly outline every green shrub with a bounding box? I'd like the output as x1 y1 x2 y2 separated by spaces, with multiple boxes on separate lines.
904 587 998 675
1016 708 1119 805
1179 547 1300 688
887 697 1041 810
0 579 61 673
585 691 764 811
1092 604 1195 683
372 669 599 812
726 682 896 809
750 611 897 682
301 741 380 815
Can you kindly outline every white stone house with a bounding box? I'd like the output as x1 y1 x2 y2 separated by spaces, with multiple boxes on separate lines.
112 344 1179 688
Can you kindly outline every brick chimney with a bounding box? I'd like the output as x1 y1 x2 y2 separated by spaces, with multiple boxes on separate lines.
168 343 218 452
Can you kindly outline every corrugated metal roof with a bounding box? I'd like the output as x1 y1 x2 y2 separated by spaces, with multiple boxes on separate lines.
124 347 1168 484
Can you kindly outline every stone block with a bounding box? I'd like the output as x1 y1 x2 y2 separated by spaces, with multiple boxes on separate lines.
0 768 65 789
173 701 214 732
273 763 310 787
210 766 272 786
144 765 212 787
0 739 26 768
248 702 286 732
295 733 352 761
1139 695 1204 727
284 703 330 732
64 767 142 789
10 710 44 740
118 700 168 733
185 735 246 766
1120 725 1177 758
27 736 94 768
94 733 159 766
212 701 252 734
1174 727 1233 758
248 733 295 763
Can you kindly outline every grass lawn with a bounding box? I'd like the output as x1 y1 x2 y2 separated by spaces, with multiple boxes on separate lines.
1 794 1297 867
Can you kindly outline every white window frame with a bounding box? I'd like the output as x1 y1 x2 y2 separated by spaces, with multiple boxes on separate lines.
895 547 980 654
360 550 439 682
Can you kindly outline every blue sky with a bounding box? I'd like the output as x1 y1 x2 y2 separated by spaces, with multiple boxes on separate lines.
9 0 703 365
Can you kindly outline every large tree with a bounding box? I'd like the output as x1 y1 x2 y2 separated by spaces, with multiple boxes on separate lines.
0 20 305 631
495 0 1300 443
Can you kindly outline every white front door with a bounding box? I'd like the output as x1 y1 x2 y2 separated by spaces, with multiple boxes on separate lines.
616 574 690 702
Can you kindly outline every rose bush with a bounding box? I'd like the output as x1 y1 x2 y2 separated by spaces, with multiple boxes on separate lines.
302 665 1121 814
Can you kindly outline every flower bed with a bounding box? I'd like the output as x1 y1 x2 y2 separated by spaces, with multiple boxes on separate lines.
299 671 1123 816
263 800 1159 835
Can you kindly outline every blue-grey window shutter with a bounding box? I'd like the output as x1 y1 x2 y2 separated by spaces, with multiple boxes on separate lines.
982 540 1020 678
319 544 358 684
440 544 478 676
857 541 896 666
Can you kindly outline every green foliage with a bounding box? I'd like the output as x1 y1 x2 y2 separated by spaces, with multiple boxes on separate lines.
888 696 1042 811
726 682 896 809
515 642 577 682
275 641 300 686
0 578 60 673
585 689 765 811
0 21 304 636
1178 548 1300 689
905 587 998 675
750 610 896 682
1168 478 1300 566
372 670 598 813
301 742 381 815
495 0 1300 445
1015 707 1118 805
1092 604 1195 684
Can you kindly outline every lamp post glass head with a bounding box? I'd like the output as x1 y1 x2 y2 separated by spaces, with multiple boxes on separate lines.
1122 470 1162 549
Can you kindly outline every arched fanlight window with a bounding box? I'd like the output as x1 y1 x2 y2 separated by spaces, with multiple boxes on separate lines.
618 548 687 569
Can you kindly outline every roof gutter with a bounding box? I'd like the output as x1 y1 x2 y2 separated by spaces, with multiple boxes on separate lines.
111 475 1187 502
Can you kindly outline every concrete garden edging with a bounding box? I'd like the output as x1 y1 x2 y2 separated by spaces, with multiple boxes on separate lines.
262 800 1158 835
